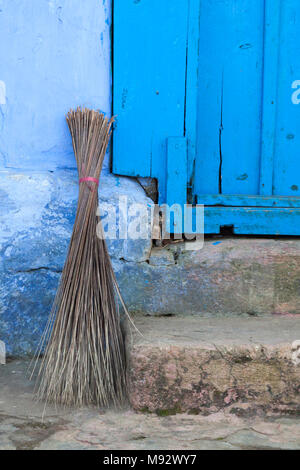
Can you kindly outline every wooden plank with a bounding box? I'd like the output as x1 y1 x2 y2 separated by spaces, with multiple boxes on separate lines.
113 0 189 204
195 0 264 197
185 0 200 200
259 0 281 195
221 0 264 195
273 0 300 196
166 137 187 207
164 205 300 236
194 0 223 195
201 206 300 235
165 137 187 234
196 194 300 208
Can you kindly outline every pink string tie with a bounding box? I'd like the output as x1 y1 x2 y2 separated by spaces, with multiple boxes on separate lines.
79 177 99 185
79 177 99 193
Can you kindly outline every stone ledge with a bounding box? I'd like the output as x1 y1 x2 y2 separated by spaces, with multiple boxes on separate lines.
117 238 300 316
127 316 300 414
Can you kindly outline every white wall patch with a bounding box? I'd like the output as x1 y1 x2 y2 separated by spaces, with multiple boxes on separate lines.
0 81 6 105
0 340 6 364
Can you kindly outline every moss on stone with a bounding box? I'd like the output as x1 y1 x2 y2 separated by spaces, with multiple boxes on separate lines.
156 407 182 417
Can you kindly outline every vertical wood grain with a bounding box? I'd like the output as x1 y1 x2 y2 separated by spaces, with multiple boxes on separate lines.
113 0 189 203
259 0 281 195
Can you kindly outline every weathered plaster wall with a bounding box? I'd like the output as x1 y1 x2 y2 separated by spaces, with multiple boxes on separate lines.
0 0 153 355
0 0 111 170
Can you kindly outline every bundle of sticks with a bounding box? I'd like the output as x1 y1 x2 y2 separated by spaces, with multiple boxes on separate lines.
36 108 127 407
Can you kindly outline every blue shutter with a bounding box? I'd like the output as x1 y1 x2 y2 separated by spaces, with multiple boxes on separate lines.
113 0 189 205
113 0 300 235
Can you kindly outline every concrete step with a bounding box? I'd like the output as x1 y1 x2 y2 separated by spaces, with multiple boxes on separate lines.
117 238 300 316
127 316 300 415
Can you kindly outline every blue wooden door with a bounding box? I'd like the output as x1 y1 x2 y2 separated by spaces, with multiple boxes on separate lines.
113 0 300 235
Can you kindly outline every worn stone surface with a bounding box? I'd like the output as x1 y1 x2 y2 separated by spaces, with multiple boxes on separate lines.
0 360 300 450
128 316 300 414
0 169 77 356
0 169 153 355
116 238 300 316
149 247 175 266
100 170 153 263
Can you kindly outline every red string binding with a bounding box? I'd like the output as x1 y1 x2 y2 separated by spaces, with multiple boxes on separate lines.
79 177 99 185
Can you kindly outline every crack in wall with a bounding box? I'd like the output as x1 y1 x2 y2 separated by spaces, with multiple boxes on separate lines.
15 267 62 274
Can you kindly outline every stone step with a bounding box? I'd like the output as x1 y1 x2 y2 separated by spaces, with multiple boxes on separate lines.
117 238 300 316
127 316 300 415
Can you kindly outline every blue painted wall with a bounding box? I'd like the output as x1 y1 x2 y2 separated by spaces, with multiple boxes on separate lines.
0 1 132 356
0 0 111 171
0 0 112 355
0 0 154 356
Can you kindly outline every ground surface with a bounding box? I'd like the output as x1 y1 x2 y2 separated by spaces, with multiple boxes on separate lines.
128 316 300 413
0 360 300 450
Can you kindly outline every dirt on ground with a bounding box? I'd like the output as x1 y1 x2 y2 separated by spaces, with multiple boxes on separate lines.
0 359 299 450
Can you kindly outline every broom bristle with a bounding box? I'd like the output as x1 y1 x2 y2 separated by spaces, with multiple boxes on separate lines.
35 107 127 407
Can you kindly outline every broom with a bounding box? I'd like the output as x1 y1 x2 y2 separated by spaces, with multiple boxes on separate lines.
35 107 127 407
